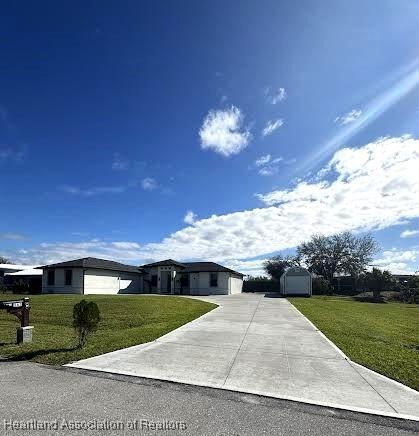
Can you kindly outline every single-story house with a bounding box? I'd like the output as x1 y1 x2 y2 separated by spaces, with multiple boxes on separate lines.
38 257 244 296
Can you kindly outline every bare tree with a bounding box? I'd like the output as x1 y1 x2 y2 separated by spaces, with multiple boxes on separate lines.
0 256 11 264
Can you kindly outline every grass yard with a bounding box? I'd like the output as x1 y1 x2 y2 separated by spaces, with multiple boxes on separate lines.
0 294 217 365
289 296 419 391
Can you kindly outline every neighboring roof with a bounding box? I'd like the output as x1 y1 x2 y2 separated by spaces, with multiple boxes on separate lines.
0 264 39 274
140 259 186 268
140 259 243 277
6 268 43 276
37 257 141 274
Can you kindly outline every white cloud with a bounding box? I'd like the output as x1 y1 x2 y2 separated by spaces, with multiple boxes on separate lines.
400 229 419 238
199 106 251 157
141 177 157 191
112 153 129 170
0 233 26 241
60 185 126 196
373 249 419 274
254 155 284 176
266 87 286 104
184 210 197 225
8 136 419 276
255 154 272 167
262 119 284 136
334 109 362 125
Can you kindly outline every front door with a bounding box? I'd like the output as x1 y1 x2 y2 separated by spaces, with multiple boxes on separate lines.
161 271 172 294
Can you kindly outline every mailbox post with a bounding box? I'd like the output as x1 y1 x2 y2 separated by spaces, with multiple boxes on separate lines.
0 297 34 343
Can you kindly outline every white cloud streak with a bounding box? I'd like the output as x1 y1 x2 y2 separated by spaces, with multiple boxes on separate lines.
400 229 419 238
141 177 157 191
334 109 362 125
262 119 284 136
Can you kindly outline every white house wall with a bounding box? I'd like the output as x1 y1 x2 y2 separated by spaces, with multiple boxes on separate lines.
229 275 243 294
186 271 230 295
84 269 142 295
42 268 84 294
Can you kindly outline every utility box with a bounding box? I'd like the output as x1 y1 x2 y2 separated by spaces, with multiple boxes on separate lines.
280 267 312 296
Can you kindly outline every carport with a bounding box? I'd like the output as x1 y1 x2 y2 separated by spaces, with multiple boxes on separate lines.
280 267 312 296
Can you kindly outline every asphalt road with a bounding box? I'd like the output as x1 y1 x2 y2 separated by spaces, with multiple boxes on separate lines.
0 361 417 436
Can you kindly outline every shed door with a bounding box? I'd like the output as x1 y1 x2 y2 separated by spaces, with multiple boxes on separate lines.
285 276 310 294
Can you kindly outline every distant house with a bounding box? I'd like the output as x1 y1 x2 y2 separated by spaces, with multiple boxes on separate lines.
37 257 243 296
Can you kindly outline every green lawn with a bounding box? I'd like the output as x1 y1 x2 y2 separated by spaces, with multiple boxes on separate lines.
0 294 217 365
289 296 419 391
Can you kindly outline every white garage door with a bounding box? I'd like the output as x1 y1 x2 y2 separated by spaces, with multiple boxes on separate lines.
285 276 310 295
84 270 120 295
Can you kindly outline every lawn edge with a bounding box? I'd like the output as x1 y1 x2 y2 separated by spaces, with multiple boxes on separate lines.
65 300 221 366
287 299 419 395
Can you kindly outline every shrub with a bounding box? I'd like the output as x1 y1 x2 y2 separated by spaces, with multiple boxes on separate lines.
72 300 101 348
312 277 329 295
394 288 419 304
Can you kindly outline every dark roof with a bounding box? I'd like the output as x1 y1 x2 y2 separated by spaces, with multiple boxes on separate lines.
37 257 142 274
140 259 243 277
183 262 244 276
140 259 186 268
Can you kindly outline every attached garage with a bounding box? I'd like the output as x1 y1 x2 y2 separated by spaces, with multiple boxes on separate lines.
280 267 312 296
39 257 142 295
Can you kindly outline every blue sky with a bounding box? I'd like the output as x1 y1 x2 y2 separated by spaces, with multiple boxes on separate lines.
1 1 419 275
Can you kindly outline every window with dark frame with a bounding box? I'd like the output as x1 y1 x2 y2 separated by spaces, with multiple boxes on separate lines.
47 269 55 286
210 272 218 287
65 269 72 286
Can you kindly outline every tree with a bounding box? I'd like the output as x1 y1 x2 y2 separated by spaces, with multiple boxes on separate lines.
363 268 395 298
72 300 101 348
297 232 379 292
263 254 300 281
0 256 11 264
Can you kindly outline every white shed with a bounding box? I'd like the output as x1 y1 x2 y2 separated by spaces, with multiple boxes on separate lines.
280 267 312 296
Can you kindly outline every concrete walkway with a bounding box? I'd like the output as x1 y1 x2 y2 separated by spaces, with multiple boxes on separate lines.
68 293 419 420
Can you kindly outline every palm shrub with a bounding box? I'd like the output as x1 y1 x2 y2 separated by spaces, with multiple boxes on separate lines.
72 300 101 348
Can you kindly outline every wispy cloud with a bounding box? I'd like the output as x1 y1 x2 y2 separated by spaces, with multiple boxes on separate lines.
253 154 286 176
400 229 419 238
300 57 419 172
112 153 129 170
334 109 362 125
184 210 197 225
0 147 26 163
59 185 126 196
199 106 251 157
0 233 26 241
141 177 157 191
265 87 286 104
262 119 284 137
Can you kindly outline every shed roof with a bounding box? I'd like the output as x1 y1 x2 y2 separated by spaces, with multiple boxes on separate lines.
37 257 142 274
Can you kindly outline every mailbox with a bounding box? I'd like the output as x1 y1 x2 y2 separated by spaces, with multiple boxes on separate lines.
0 297 33 343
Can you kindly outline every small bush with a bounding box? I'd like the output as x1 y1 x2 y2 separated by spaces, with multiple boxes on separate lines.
72 300 101 348
312 278 329 295
394 288 419 304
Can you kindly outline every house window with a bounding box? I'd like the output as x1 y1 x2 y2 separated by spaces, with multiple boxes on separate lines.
65 269 72 286
47 270 55 286
151 275 157 287
210 272 218 287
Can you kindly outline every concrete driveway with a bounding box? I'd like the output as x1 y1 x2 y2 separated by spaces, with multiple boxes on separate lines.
68 293 419 420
